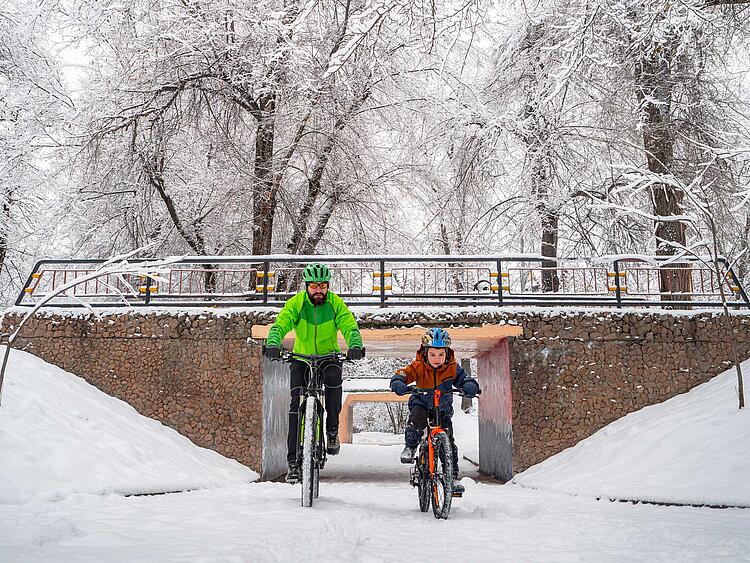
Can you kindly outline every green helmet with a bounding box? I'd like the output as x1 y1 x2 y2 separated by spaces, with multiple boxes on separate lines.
302 263 331 283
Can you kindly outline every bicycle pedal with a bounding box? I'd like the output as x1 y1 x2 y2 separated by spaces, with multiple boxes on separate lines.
451 491 463 498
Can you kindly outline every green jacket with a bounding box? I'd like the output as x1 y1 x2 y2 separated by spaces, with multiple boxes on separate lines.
266 290 363 355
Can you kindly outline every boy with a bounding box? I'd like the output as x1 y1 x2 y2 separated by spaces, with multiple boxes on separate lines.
390 328 480 493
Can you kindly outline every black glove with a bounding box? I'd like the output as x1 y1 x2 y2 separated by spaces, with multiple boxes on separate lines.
263 345 282 360
391 380 409 396
462 380 480 398
346 347 365 361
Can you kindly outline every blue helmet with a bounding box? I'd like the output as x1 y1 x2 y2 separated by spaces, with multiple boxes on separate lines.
421 328 451 348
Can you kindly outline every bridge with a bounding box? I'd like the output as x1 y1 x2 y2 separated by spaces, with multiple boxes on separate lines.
14 254 750 309
3 254 750 481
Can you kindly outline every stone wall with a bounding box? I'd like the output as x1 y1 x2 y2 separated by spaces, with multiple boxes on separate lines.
1 310 276 475
505 310 750 473
3 307 750 479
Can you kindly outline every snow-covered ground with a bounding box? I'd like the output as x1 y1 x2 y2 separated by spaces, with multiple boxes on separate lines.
1 347 749 561
0 348 257 505
513 361 750 507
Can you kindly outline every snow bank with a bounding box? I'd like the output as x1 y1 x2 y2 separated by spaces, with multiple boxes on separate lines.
0 347 257 504
513 361 750 506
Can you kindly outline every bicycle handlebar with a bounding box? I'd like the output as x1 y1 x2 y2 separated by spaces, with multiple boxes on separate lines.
279 350 348 363
408 387 482 398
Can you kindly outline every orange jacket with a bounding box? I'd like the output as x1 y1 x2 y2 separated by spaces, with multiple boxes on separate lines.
396 348 460 389
391 347 475 413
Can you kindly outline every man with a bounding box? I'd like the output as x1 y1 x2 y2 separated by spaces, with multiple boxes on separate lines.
263 262 365 483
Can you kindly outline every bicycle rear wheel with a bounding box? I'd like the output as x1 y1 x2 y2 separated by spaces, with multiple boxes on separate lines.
301 396 318 507
417 442 430 512
430 431 454 519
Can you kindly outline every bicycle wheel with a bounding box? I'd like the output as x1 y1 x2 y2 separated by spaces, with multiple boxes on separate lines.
301 396 318 507
430 431 454 519
313 407 322 499
417 442 430 512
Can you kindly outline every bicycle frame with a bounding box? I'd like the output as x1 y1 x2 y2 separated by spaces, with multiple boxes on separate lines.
279 350 346 507
407 386 460 518
426 389 447 477
406 385 480 518
285 352 343 459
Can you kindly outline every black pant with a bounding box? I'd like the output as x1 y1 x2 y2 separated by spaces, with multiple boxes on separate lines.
287 359 343 463
405 405 459 471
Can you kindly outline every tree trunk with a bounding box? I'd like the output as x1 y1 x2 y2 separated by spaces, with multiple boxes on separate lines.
300 192 341 254
440 222 465 292
540 203 560 292
519 22 559 293
0 194 9 278
635 50 692 300
528 129 559 293
252 94 277 256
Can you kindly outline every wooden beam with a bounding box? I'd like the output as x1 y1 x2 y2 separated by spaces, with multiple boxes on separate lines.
339 392 409 443
251 323 522 358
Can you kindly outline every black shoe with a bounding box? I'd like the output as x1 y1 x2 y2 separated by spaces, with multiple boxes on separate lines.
400 445 417 464
326 432 340 455
286 463 300 484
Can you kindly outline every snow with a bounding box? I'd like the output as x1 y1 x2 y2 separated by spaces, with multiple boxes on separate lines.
513 361 750 507
0 347 257 505
1 348 749 561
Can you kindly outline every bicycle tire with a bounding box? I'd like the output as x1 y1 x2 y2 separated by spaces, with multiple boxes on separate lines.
430 431 454 519
301 396 317 507
417 442 430 512
313 406 322 499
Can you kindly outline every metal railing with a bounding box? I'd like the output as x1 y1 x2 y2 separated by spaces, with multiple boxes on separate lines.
14 254 750 309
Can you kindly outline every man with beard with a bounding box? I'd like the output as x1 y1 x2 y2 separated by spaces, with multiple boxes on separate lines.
263 263 365 482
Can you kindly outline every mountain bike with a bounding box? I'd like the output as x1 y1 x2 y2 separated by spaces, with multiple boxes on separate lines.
279 350 346 508
407 387 480 519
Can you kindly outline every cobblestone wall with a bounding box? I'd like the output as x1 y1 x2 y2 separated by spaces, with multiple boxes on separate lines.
3 308 749 478
504 310 750 472
1 311 276 473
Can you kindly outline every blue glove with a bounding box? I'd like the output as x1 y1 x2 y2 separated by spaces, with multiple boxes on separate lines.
391 379 409 396
462 380 479 398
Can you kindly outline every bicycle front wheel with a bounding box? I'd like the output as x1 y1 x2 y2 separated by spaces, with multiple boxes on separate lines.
301 396 318 507
417 442 430 512
430 431 454 519
313 404 322 499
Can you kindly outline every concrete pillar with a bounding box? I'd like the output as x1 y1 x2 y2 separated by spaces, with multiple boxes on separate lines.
477 337 513 481
261 357 289 480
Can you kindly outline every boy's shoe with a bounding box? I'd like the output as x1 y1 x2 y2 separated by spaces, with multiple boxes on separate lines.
452 480 465 496
400 445 417 464
326 432 340 455
286 463 301 484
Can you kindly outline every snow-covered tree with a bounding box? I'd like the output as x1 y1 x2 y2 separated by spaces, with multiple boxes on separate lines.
0 2 71 303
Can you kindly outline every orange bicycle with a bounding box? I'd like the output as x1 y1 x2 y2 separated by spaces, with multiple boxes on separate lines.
407 387 479 519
